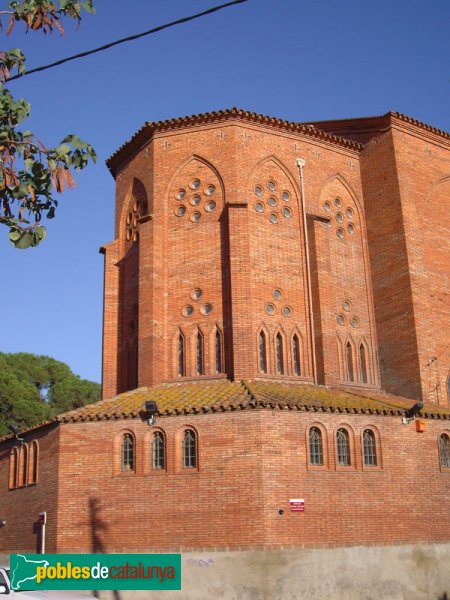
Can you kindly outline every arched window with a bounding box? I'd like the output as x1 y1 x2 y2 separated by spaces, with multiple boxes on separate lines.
178 333 185 377
259 331 267 373
215 329 223 374
152 432 165 470
183 429 197 468
363 429 377 466
19 444 28 487
121 433 135 471
360 344 368 384
346 342 354 382
439 433 450 468
196 331 204 375
9 448 18 489
309 427 323 465
29 440 39 484
292 334 301 376
336 428 351 466
276 333 284 374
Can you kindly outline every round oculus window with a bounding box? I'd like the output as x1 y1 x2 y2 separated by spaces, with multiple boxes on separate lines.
182 305 194 317
282 207 291 219
267 180 277 191
255 185 263 197
334 197 342 208
273 289 282 300
133 215 138 228
281 191 290 201
269 213 278 224
190 195 201 206
336 212 344 223
177 189 186 200
346 208 353 219
175 205 186 217
190 179 201 190
347 223 355 234
191 289 202 300
126 229 132 241
205 200 216 213
336 314 345 325
323 201 331 212
126 212 132 225
337 228 345 239
133 200 138 212
201 303 212 316
282 306 292 317
342 301 351 312
132 231 139 243
191 212 201 223
205 184 216 196
268 196 277 207
351 317 359 328
255 202 264 213
265 303 275 315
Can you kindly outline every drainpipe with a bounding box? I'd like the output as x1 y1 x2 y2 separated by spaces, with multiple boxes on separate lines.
296 158 317 385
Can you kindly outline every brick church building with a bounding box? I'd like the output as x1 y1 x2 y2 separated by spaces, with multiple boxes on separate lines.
1 108 449 557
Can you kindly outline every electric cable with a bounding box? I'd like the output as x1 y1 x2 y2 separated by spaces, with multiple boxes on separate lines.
7 0 249 82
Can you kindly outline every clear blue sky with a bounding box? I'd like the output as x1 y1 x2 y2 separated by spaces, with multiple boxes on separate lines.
1 0 449 383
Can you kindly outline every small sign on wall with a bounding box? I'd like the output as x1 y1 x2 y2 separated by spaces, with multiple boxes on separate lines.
289 499 305 512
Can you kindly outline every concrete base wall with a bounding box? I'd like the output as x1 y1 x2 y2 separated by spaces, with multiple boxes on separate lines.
2 544 450 600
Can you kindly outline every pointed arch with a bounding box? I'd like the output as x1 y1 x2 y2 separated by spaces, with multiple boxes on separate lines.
18 444 28 487
214 325 224 374
345 336 356 383
320 172 364 217
29 440 39 484
273 325 287 375
177 330 186 377
9 447 18 489
291 328 305 377
358 337 371 384
167 154 226 199
249 155 299 190
257 325 269 374
195 327 205 376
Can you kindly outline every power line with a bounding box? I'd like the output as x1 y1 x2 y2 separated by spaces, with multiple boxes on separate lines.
7 0 249 82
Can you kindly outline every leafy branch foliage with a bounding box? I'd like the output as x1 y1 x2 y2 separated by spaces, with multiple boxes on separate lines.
0 351 101 436
0 1 96 249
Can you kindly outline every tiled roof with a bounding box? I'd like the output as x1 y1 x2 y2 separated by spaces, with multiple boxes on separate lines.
2 380 448 443
106 107 362 175
56 379 450 423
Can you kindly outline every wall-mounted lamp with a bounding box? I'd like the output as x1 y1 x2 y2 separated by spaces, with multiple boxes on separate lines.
402 402 424 425
144 400 158 426
0 520 6 528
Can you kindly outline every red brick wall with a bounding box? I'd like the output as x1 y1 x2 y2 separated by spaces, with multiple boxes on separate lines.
0 425 60 553
3 412 448 553
103 119 381 395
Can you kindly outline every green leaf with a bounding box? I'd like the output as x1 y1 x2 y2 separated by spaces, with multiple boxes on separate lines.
36 226 46 241
55 143 71 157
9 229 21 242
14 232 33 249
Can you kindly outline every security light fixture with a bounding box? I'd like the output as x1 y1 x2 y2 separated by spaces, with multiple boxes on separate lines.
402 402 424 425
8 423 24 443
144 401 158 426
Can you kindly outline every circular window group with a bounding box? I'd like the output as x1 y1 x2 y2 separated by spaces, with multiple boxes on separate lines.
336 301 359 328
175 180 217 221
125 199 142 243
254 181 292 223
264 289 293 317
323 197 355 238
182 288 213 317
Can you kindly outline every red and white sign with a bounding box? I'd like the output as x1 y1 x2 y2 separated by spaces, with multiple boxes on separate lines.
289 498 305 512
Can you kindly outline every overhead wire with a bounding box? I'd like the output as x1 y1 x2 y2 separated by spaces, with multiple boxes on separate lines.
7 0 249 82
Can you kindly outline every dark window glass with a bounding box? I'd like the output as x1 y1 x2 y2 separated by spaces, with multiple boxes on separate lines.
215 330 223 374
293 335 301 376
346 342 354 382
183 429 197 468
196 332 204 375
259 331 267 373
360 344 368 384
439 434 450 468
121 433 135 471
178 334 185 377
152 432 165 470
30 441 38 484
276 333 284 374
363 429 377 466
337 428 351 466
309 427 323 465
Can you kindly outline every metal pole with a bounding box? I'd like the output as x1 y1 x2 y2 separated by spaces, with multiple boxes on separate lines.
296 158 317 384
